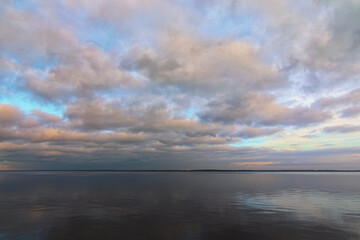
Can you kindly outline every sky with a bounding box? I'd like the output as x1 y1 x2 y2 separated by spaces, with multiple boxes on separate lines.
0 0 360 170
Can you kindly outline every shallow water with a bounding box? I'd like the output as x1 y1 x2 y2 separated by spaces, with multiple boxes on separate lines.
0 171 359 240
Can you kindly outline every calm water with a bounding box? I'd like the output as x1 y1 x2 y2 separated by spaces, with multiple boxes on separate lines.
0 172 360 240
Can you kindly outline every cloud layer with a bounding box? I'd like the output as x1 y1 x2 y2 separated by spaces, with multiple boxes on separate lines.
0 0 360 169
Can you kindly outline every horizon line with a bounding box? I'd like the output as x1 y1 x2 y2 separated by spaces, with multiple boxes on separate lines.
1 169 360 172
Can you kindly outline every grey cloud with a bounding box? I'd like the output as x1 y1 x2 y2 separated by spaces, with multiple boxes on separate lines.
61 0 177 26
1 0 360 169
157 135 234 146
65 99 236 138
0 5 140 102
0 104 237 156
305 1 360 72
32 109 61 123
323 125 360 134
0 125 147 146
296 1 360 91
0 104 24 126
19 118 40 128
314 88 360 108
2 139 360 170
199 94 331 126
24 46 139 101
313 88 360 119
221 0 360 92
124 32 283 93
237 126 282 138
65 99 135 130
341 106 360 118
0 6 76 65
0 57 19 73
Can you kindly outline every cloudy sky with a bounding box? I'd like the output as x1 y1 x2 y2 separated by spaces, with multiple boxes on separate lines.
0 0 360 170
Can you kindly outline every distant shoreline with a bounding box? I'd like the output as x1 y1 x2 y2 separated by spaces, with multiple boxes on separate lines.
1 169 360 172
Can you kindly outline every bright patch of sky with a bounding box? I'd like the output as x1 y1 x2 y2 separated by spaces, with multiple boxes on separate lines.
1 93 63 116
231 137 271 148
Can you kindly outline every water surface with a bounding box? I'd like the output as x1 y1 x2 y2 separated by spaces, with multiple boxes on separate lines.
0 171 359 239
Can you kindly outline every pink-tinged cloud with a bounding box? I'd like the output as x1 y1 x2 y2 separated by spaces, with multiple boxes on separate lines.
231 161 281 166
0 104 23 126
31 109 61 123
0 164 16 170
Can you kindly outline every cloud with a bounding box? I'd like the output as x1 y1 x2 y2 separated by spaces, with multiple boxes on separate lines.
302 1 360 74
65 99 135 130
199 94 331 126
0 104 24 126
32 109 61 123
314 88 360 108
65 98 237 138
27 128 147 144
231 161 281 166
0 5 140 102
0 164 16 170
125 32 283 93
0 5 76 65
323 125 360 134
0 57 19 73
0 0 360 169
341 106 360 118
24 46 140 101
1 125 147 145
0 103 239 160
313 88 360 118
237 126 282 138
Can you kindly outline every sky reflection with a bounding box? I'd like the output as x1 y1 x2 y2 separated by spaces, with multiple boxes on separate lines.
0 172 359 239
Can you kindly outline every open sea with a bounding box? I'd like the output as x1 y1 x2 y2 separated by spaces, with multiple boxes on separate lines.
0 171 359 240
